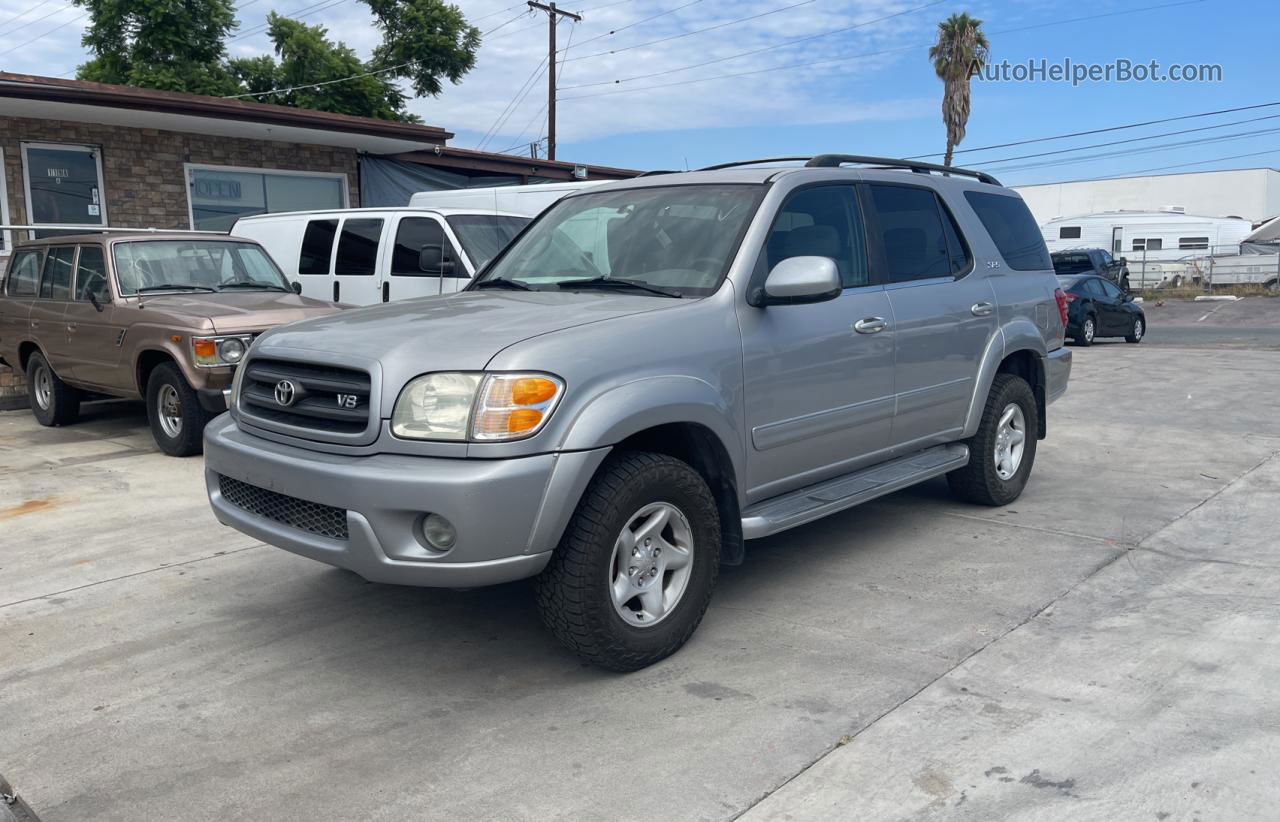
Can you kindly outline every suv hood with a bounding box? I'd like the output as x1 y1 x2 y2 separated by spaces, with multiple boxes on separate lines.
133 291 341 333
252 290 677 405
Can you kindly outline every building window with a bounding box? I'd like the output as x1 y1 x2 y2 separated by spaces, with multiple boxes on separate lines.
21 142 108 239
186 164 348 232
1132 238 1163 251
1058 226 1081 239
1179 237 1210 250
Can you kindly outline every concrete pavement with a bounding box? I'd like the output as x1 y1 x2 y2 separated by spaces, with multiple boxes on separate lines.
2 342 1278 821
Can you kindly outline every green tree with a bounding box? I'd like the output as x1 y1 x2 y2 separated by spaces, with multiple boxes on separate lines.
364 0 480 97
928 12 989 167
228 15 418 122
73 0 240 96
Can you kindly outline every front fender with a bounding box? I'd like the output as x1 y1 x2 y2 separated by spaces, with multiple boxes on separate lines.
557 375 745 480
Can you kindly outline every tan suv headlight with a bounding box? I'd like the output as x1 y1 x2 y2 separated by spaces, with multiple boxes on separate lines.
391 372 564 442
193 335 253 368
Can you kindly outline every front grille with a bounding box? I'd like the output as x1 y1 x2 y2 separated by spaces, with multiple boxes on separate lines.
218 474 349 540
239 358 371 436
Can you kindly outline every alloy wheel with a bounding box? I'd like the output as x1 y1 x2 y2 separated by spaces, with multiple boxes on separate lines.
609 502 695 628
993 403 1027 481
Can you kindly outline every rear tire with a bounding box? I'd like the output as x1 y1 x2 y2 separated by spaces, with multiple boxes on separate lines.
535 451 720 672
947 374 1038 507
26 351 80 427
146 363 211 457
1074 314 1096 346
1126 316 1145 344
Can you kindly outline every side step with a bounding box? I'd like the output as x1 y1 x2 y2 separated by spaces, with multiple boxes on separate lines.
740 443 969 539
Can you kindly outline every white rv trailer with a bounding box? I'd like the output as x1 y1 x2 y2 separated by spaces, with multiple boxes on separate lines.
408 180 603 217
1040 210 1254 287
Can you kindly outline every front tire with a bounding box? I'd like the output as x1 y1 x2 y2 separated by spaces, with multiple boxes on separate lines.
26 351 80 427
1126 316 1145 344
146 363 211 457
535 451 720 672
947 374 1038 506
1074 314 1096 346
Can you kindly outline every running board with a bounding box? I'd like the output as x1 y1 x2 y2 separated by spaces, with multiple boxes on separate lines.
740 444 970 539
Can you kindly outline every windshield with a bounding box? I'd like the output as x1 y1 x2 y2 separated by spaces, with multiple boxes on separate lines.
1052 253 1094 274
474 184 763 297
446 215 530 271
113 240 291 295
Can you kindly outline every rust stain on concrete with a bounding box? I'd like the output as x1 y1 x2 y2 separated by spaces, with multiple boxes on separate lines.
0 497 59 520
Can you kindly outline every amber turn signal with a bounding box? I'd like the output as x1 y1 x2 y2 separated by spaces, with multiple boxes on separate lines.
511 377 558 406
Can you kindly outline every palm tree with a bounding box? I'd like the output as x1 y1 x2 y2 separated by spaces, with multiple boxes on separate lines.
929 13 989 167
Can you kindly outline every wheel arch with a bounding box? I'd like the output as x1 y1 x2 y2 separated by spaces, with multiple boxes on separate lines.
135 348 179 395
964 324 1048 441
17 340 41 372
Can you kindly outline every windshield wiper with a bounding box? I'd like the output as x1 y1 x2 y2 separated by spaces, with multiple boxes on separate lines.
136 284 217 293
554 277 681 298
218 281 290 292
473 277 535 291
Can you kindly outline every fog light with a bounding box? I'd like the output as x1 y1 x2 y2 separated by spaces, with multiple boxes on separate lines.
421 513 457 551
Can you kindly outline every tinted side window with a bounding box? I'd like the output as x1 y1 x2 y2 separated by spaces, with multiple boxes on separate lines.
391 217 447 277
1100 279 1123 299
964 191 1052 271
299 219 338 275
867 184 956 283
40 247 76 300
1085 278 1107 297
75 246 109 302
766 186 868 288
335 219 382 276
1059 226 1081 239
6 249 43 296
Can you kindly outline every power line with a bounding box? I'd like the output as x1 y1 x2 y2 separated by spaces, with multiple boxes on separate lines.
981 125 1280 174
230 0 350 41
476 54 550 150
472 2 528 24
481 10 533 37
557 0 1203 101
563 0 816 63
0 9 87 57
0 0 57 30
0 2 73 38
563 0 704 52
1096 148 1280 179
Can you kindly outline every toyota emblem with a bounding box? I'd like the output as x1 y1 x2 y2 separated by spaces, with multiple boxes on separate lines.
274 379 298 407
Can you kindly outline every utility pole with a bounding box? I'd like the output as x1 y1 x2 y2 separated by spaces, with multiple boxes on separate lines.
527 1 580 161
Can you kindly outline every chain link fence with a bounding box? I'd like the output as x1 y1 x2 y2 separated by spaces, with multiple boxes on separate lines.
1126 244 1280 291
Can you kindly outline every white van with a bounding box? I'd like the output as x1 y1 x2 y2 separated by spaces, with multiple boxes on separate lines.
232 207 530 305
408 181 603 217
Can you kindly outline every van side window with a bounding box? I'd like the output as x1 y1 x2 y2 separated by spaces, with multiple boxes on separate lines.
391 218 451 277
765 186 868 288
299 219 338 275
6 249 42 296
40 247 76 300
867 184 962 283
74 246 109 302
335 219 382 276
963 191 1052 271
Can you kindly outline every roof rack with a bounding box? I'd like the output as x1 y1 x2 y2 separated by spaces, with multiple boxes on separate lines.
696 155 1001 186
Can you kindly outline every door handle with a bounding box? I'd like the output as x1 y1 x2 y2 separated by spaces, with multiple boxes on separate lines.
68 323 78 332
30 319 39 328
853 317 888 334
971 302 995 317
382 282 390 303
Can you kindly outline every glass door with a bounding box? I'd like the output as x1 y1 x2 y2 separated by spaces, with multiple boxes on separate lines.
22 143 108 238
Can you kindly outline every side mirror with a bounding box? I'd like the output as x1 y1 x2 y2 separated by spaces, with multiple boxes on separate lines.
756 256 842 306
419 244 455 276
291 281 302 295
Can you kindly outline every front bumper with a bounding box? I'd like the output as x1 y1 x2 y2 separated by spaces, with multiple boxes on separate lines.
204 415 610 587
197 388 231 414
1044 345 1072 405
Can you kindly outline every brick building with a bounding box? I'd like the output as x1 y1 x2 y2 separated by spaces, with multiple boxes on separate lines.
0 72 637 407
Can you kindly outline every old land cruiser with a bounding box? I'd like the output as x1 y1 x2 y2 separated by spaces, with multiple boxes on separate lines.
0 233 341 456
204 156 1073 671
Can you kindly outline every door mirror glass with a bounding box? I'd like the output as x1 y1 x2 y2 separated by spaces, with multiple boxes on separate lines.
761 256 841 305
418 244 454 276
291 281 302 294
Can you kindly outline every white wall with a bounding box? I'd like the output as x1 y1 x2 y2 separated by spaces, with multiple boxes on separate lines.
1013 168 1280 225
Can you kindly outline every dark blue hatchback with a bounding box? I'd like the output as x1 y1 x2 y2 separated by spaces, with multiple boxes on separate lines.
1057 274 1146 346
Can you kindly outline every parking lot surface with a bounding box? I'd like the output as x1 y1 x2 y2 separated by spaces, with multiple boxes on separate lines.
3 324 1279 820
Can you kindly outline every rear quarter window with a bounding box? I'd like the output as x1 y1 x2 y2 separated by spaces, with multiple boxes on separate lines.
964 191 1052 271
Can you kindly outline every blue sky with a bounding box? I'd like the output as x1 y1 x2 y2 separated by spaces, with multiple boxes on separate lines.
1 0 1274 185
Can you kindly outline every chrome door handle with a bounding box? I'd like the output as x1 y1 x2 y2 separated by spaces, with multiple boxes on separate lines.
30 319 39 328
68 323 78 332
971 302 995 317
854 317 888 334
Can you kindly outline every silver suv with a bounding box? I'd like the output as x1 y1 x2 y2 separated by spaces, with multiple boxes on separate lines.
204 155 1072 671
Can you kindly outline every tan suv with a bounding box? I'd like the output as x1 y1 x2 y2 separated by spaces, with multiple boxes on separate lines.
0 233 342 456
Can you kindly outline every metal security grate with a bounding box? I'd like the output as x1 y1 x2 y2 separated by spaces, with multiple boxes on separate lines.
218 474 349 540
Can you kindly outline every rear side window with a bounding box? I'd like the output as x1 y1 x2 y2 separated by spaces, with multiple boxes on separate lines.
335 219 382 276
1059 226 1081 239
391 217 449 277
74 246 108 302
964 191 1052 271
6 249 43 296
40 247 76 300
867 184 970 283
766 185 869 288
299 219 338 275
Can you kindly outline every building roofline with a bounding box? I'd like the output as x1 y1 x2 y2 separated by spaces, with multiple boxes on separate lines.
391 146 640 181
0 71 454 144
1013 167 1280 189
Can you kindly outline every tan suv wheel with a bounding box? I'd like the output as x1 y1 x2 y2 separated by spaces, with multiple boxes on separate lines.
146 363 212 457
26 351 81 427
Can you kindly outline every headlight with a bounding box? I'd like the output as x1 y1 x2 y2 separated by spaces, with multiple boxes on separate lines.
192 335 253 368
391 372 564 442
